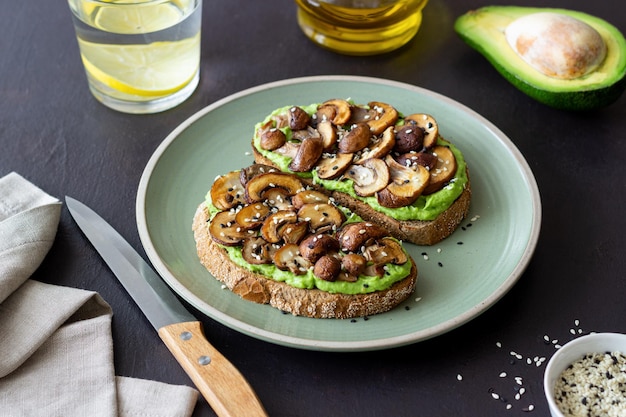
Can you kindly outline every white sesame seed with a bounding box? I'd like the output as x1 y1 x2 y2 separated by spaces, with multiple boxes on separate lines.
499 372 507 378
457 374 463 381
496 342 502 348
491 393 500 400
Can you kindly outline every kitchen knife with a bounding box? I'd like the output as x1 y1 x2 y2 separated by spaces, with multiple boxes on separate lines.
65 196 268 417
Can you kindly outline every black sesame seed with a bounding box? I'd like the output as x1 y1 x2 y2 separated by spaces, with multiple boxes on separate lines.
350 319 357 323
438 262 443 267
405 306 411 311
457 241 463 245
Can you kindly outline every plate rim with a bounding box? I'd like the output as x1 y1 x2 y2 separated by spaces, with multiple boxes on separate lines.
136 75 542 351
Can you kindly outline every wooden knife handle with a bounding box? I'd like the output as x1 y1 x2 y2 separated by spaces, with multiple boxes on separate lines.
158 321 268 417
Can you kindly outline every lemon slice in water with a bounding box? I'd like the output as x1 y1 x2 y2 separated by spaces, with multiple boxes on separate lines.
79 34 200 97
77 0 199 98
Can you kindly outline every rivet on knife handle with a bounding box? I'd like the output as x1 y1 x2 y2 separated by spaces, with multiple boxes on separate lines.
158 321 268 417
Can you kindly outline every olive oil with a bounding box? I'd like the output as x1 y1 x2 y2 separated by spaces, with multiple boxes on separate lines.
295 0 428 55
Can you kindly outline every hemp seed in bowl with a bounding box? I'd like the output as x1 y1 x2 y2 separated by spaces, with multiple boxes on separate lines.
544 333 626 417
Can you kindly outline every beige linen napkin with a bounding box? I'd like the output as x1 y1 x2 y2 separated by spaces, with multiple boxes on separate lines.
0 172 198 417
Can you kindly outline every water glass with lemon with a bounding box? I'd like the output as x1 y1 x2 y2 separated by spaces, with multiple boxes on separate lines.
68 0 201 114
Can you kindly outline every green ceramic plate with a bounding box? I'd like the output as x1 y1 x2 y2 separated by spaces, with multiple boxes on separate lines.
136 76 541 352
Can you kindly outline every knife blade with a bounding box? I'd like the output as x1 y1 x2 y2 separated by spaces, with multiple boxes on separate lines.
65 196 268 417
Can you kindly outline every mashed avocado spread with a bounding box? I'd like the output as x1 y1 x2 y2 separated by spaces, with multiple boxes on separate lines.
206 201 413 295
253 104 469 221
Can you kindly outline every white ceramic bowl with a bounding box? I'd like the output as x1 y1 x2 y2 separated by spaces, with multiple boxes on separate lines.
543 332 626 417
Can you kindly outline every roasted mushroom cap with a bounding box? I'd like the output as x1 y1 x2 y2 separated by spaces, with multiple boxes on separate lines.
245 172 305 203
404 113 438 149
393 123 425 154
273 243 311 275
363 237 408 265
423 146 458 195
208 210 249 246
260 128 287 151
315 152 354 180
376 155 430 208
367 101 399 135
314 255 342 281
299 234 340 263
338 123 371 154
260 210 298 243
396 151 437 171
289 106 311 130
317 99 352 126
297 203 345 234
354 126 395 164
210 171 246 210
337 222 389 253
344 158 390 197
289 136 324 172
341 253 367 277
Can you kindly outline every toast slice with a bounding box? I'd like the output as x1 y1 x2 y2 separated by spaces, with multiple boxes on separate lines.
252 99 471 245
193 167 417 319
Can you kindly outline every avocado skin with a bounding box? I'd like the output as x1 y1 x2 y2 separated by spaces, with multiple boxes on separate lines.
455 6 626 111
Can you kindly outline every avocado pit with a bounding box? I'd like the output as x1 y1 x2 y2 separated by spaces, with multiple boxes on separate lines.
505 12 607 79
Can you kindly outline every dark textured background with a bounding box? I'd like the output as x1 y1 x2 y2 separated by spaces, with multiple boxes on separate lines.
2 0 625 415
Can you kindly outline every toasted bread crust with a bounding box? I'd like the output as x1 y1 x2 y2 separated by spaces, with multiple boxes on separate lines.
252 146 471 246
193 203 417 319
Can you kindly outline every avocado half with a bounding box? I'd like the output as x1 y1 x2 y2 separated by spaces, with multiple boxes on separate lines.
454 6 626 111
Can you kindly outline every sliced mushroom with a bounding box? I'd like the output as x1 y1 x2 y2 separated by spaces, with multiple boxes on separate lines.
337 222 389 253
404 114 438 149
274 141 300 159
291 189 331 210
235 203 270 230
239 164 277 187
393 122 425 154
353 125 395 164
316 99 352 126
210 170 246 210
363 237 408 265
338 123 371 154
208 210 249 246
241 237 274 265
297 203 345 234
288 106 311 130
273 243 311 275
299 234 340 263
245 172 305 203
317 120 337 151
315 152 354 180
259 128 287 151
344 158 390 197
289 136 324 172
367 102 399 135
376 155 430 208
291 126 321 142
264 188 293 211
278 221 310 244
314 255 342 281
423 146 458 195
260 210 298 243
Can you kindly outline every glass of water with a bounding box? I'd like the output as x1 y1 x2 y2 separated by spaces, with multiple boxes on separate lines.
67 0 202 114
